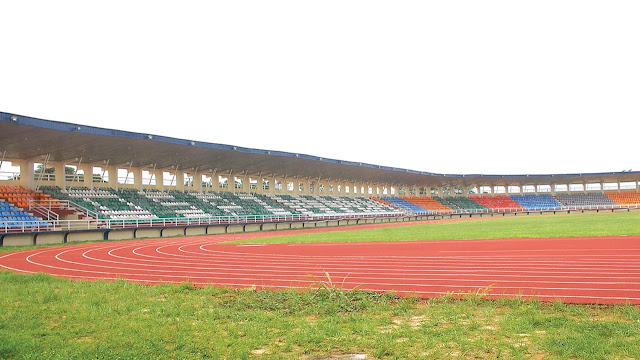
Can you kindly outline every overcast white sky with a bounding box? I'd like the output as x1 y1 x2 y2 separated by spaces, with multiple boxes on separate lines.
1 1 639 175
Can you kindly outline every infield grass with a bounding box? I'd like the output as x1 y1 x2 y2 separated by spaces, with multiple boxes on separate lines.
228 212 640 244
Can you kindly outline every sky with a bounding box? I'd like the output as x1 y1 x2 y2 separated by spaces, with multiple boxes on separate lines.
1 1 639 176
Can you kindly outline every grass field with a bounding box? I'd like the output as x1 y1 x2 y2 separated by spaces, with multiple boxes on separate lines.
1 212 640 359
1 271 639 359
228 212 640 244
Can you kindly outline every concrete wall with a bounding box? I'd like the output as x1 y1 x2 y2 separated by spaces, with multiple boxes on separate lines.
162 228 185 237
185 227 207 236
226 225 244 233
262 223 277 231
35 233 65 245
136 228 162 238
276 223 291 230
3 234 34 246
207 225 226 234
108 229 135 240
68 231 104 242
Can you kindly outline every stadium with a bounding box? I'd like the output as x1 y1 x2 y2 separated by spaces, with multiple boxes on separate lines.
1 110 640 358
2 1 640 357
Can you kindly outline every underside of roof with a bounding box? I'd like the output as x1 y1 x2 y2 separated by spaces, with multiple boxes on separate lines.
1 111 638 187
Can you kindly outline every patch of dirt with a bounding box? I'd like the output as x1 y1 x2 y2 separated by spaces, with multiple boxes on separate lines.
311 355 368 360
251 348 268 356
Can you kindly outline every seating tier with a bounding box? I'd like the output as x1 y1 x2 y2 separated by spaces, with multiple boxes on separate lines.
510 194 563 210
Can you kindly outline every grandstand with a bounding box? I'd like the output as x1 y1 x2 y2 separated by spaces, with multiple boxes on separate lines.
469 195 524 212
554 193 617 208
1 111 640 244
510 194 563 210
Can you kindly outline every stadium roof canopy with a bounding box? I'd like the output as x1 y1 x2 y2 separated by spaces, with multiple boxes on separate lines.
1 111 638 187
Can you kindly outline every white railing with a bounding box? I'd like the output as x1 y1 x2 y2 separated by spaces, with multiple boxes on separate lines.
0 171 20 181
407 204 640 216
28 199 99 220
27 200 60 221
0 212 405 233
34 173 55 181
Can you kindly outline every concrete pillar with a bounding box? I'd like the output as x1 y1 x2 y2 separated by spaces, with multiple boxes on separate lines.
255 177 262 194
176 171 185 192
209 174 218 193
193 172 202 193
157 171 165 191
241 175 250 194
21 160 35 189
77 164 92 189
52 162 65 188
105 165 117 190
134 168 143 191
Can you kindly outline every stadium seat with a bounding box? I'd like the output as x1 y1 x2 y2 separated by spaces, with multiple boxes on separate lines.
404 197 451 213
379 197 432 214
469 195 524 211
605 191 640 206
554 193 616 208
510 194 563 210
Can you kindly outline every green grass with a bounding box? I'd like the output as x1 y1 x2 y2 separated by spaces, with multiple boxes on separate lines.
0 271 639 359
227 212 640 244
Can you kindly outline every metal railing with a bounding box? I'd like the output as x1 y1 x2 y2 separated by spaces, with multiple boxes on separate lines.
26 200 60 221
28 199 99 220
0 211 405 233
405 204 640 216
0 171 20 181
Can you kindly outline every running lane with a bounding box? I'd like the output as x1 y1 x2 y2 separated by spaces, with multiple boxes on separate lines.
1 225 639 304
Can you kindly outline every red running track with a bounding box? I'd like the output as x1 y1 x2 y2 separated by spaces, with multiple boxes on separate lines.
1 222 639 304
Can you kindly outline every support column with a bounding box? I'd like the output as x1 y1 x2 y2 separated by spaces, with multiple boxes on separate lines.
20 160 35 189
193 173 202 193
78 164 92 189
256 177 263 195
210 174 218 193
106 165 118 190
134 167 143 191
53 162 65 188
176 171 185 192
241 175 250 194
